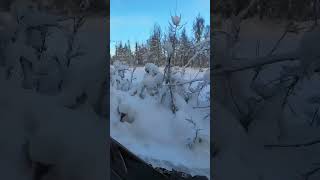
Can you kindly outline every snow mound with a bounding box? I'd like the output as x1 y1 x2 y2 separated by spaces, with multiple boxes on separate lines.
118 102 136 124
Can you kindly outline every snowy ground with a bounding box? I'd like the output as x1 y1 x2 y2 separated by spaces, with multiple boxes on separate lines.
213 16 320 180
110 67 210 178
0 4 109 178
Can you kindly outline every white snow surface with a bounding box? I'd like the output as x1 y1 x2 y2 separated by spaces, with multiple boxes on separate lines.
110 67 210 178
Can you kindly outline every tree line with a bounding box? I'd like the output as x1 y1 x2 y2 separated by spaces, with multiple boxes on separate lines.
111 14 210 68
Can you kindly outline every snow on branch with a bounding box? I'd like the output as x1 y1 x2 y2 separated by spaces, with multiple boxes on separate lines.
183 38 210 70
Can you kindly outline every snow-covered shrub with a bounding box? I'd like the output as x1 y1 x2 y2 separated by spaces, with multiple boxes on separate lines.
158 85 189 113
168 66 191 101
185 118 204 149
111 60 130 91
143 63 163 95
0 2 58 86
130 63 164 98
33 56 63 94
131 63 210 114
0 1 108 118
194 69 210 102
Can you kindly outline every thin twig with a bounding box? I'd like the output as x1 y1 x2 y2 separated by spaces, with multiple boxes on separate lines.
303 167 320 180
265 139 320 148
193 106 210 109
282 76 299 107
268 30 288 56
202 114 209 120
214 55 298 75
111 169 124 180
226 75 243 116
310 105 320 126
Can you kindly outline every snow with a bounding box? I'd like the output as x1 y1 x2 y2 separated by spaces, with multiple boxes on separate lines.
203 69 210 82
0 72 107 180
110 66 210 178
213 15 320 180
0 12 16 41
117 101 136 123
145 62 160 75
0 2 210 178
0 5 108 178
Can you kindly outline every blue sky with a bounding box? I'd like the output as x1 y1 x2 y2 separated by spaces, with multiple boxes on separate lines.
110 0 210 55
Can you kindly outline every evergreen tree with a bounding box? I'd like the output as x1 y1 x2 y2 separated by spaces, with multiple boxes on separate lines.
166 23 180 66
176 28 192 66
204 25 210 40
193 14 205 43
147 23 164 66
112 14 210 68
192 14 205 66
134 42 140 65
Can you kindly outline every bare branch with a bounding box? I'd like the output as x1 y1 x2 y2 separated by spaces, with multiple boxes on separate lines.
265 139 320 148
214 52 299 75
193 106 210 109
303 167 320 180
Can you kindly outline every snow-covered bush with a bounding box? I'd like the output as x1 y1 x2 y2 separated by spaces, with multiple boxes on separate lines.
0 0 107 118
111 60 130 91
130 62 210 114
130 63 163 98
142 63 163 95
0 1 62 92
